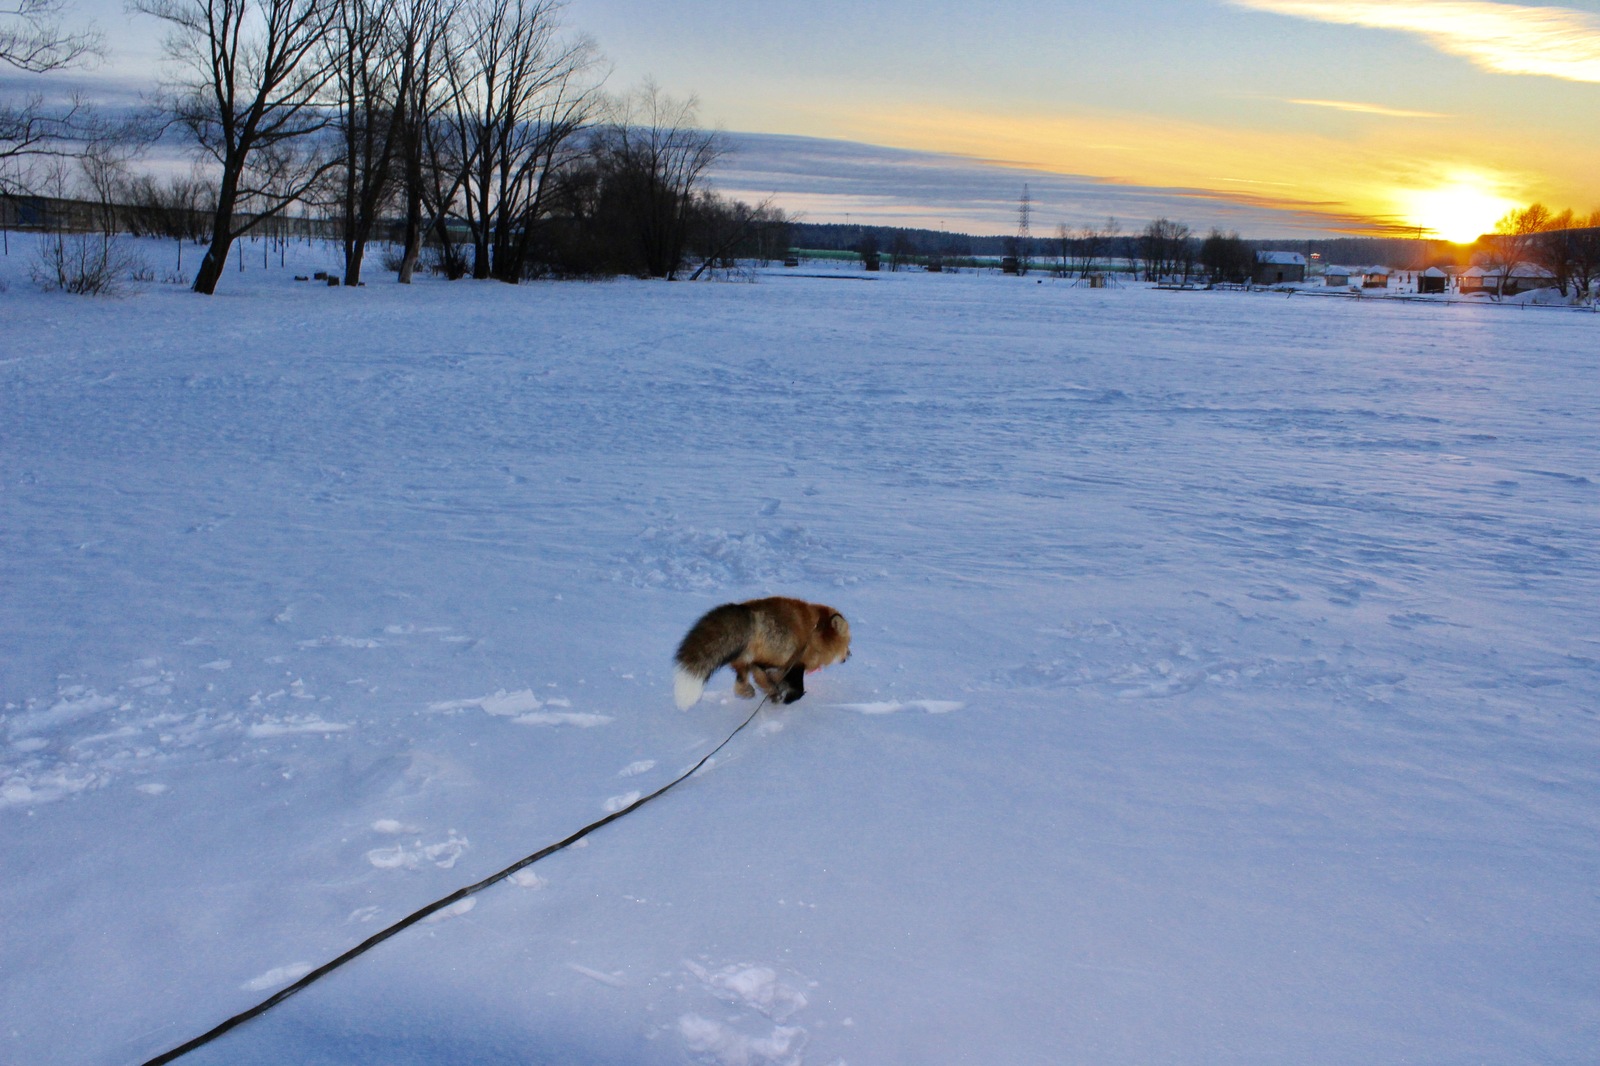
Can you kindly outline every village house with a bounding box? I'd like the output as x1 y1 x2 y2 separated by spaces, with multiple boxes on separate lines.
1459 265 1557 296
1253 251 1307 285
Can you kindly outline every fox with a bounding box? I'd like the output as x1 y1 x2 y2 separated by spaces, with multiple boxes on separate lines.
673 597 852 710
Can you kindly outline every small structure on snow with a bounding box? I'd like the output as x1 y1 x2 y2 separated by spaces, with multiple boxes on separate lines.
1459 265 1556 296
1253 251 1306 286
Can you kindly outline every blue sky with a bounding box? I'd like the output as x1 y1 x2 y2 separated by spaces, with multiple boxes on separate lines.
41 0 1600 237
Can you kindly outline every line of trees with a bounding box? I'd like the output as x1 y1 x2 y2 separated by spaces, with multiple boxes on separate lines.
5 0 789 293
1481 203 1600 299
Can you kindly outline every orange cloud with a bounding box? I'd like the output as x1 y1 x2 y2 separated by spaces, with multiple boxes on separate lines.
801 97 1595 235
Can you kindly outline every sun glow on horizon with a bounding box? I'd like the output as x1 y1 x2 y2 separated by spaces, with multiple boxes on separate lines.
1400 178 1518 243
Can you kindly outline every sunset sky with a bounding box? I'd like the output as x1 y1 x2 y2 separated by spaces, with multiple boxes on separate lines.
38 0 1600 237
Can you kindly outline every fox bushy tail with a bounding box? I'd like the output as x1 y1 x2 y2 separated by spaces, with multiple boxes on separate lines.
673 603 753 709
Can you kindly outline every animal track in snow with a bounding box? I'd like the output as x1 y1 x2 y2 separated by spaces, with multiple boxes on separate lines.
602 791 642 813
366 831 468 871
678 1015 804 1066
685 961 809 1021
428 688 609 727
421 898 475 923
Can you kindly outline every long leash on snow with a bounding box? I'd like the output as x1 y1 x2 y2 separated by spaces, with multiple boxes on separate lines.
139 696 771 1066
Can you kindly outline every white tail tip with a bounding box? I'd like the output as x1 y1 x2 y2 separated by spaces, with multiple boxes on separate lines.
673 666 705 710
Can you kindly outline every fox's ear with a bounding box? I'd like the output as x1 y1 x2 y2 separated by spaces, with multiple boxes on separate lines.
827 612 844 631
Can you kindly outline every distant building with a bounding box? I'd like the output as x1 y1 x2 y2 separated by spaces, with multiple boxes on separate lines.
1460 265 1556 296
1418 266 1448 294
1361 268 1391 289
1323 266 1354 287
1253 251 1306 285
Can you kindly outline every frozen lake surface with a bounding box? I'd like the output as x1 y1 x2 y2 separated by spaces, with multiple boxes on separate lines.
2 245 1597 1064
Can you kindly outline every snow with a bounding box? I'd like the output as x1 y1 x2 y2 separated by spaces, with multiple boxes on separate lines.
1 239 1597 1065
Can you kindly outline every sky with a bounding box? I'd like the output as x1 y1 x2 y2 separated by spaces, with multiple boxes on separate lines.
24 0 1600 238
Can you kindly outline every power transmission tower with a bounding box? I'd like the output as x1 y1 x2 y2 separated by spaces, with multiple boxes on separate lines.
1016 183 1033 275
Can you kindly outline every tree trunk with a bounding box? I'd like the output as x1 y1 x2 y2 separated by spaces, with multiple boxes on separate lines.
192 187 238 295
398 181 422 283
345 242 367 286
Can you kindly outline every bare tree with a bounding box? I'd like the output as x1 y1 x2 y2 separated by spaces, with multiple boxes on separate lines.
594 80 723 279
435 0 599 281
1200 228 1250 285
133 0 342 293
1 0 102 194
684 192 784 279
1139 217 1192 282
391 0 454 282
1527 207 1575 297
1070 216 1118 278
2 0 98 70
1482 203 1550 299
1568 209 1600 301
326 0 397 285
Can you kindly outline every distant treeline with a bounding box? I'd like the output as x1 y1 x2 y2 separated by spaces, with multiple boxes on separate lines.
791 222 1468 270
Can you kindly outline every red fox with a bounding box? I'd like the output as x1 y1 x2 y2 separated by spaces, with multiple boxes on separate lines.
673 597 852 709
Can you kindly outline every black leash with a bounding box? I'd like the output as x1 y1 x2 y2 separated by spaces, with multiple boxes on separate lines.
139 697 770 1066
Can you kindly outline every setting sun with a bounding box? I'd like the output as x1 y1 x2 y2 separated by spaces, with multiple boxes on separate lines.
1401 179 1519 243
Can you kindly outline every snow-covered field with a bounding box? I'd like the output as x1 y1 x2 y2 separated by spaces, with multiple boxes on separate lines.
3 240 1597 1065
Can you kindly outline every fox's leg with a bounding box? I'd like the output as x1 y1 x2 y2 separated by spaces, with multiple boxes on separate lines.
732 663 756 699
778 663 806 704
748 665 785 700
758 663 804 704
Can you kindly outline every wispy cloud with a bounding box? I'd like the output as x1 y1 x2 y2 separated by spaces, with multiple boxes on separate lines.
1232 0 1600 82
713 132 1411 237
1288 98 1452 119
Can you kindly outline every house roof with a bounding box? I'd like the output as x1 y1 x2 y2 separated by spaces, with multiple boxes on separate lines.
1256 251 1307 266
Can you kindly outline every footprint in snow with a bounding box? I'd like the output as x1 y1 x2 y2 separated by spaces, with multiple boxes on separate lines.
678 961 812 1066
602 791 642 814
685 961 809 1022
366 832 468 871
421 898 475 923
678 1015 804 1066
428 690 609 727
